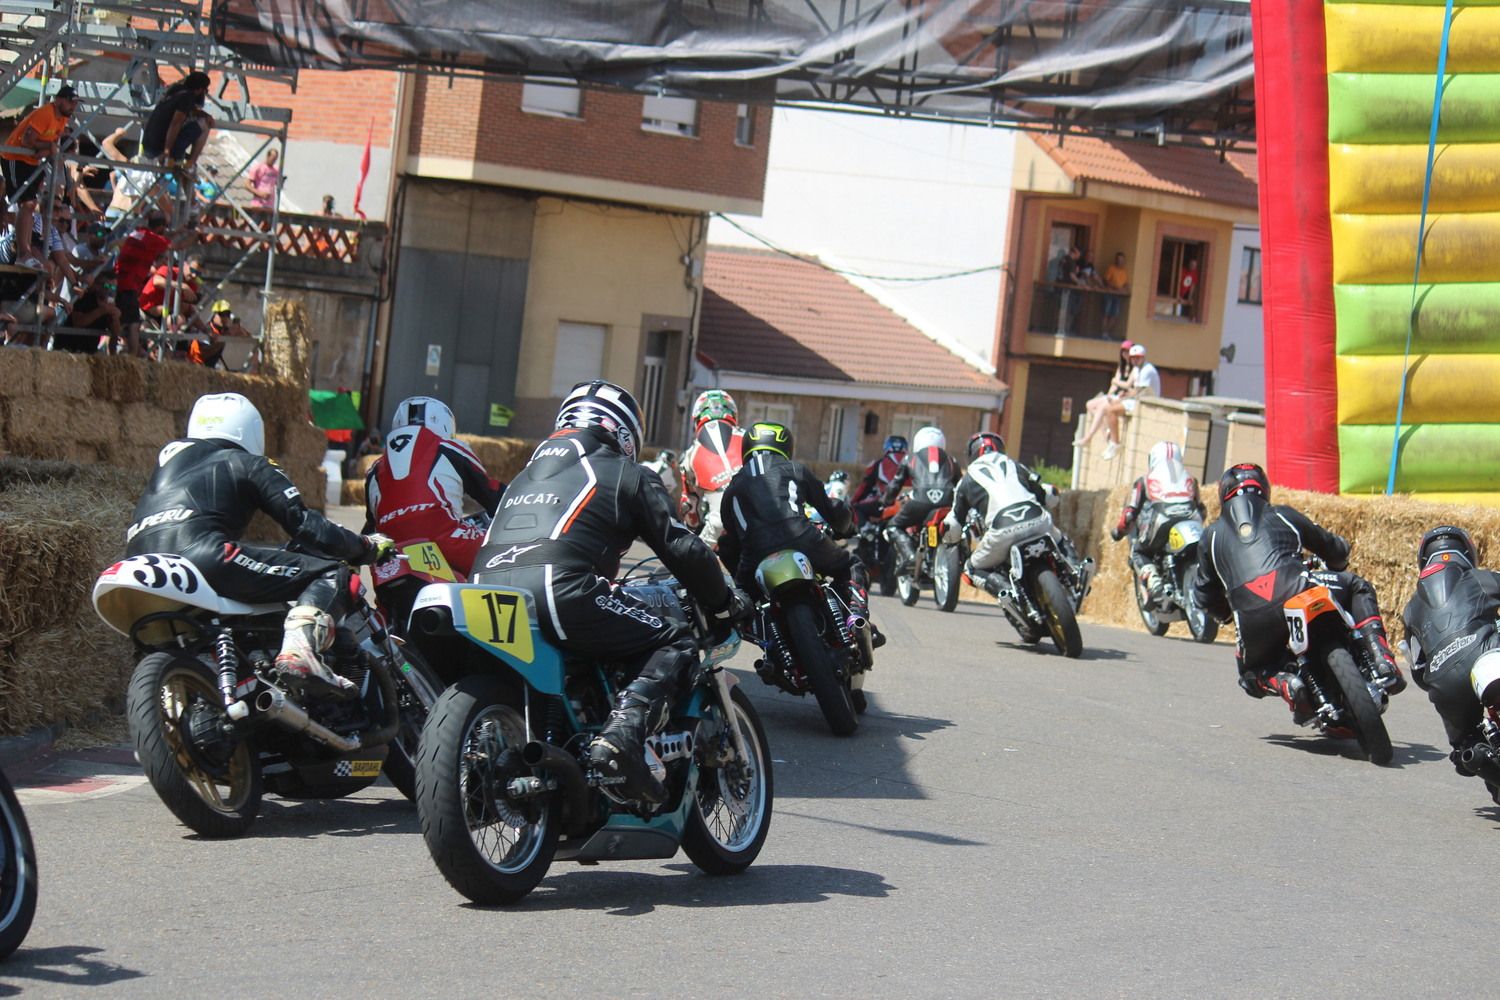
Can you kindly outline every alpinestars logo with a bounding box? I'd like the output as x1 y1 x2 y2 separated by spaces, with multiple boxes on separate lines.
1430 633 1478 673
594 593 662 628
485 544 541 568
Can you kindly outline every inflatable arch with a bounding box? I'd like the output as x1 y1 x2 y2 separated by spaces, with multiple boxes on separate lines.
1255 0 1500 504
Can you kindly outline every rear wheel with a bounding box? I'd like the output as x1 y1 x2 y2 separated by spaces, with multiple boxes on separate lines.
933 544 961 612
1326 647 1393 765
1033 569 1083 659
784 600 858 736
897 568 919 606
682 685 774 875
877 545 897 597
1133 568 1169 637
1182 564 1219 644
127 652 262 838
416 675 559 903
0 771 37 960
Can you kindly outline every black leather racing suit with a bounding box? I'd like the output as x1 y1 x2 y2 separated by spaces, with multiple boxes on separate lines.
1193 494 1383 675
125 438 374 614
472 426 731 696
716 450 868 618
1401 561 1500 751
884 446 959 567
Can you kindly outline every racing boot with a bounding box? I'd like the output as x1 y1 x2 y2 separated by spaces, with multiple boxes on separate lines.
1136 564 1166 608
886 525 917 574
274 606 357 699
966 559 1004 597
1360 617 1407 695
1262 671 1314 724
1237 667 1267 699
588 681 670 806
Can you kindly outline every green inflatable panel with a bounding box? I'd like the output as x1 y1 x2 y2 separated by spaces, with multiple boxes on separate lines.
1328 73 1500 144
1340 424 1500 493
1335 283 1500 354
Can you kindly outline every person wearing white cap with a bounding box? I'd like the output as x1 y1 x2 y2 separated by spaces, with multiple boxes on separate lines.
1098 342 1160 460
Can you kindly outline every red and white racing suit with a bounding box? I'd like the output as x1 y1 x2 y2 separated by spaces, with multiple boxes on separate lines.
364 425 504 575
678 420 744 546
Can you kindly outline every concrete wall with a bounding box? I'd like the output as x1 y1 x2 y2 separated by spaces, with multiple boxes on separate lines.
1072 397 1212 491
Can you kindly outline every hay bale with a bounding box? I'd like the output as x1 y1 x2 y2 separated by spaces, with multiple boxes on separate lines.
151 362 209 414
356 453 380 478
0 622 133 734
34 349 93 399
0 351 36 399
88 355 147 404
261 300 312 389
455 434 538 483
121 401 179 448
341 477 366 508
7 396 119 451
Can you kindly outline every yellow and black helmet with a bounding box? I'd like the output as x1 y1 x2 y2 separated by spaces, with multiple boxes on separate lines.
745 421 794 459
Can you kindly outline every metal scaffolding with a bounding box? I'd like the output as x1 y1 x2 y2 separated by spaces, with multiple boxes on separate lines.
0 0 296 350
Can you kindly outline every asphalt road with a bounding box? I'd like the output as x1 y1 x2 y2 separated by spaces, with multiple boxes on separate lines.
5 586 1496 999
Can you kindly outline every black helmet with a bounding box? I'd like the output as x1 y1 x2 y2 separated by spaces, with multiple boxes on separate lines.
1418 525 1477 569
745 421 793 459
555 380 645 460
968 432 1004 461
1218 462 1268 503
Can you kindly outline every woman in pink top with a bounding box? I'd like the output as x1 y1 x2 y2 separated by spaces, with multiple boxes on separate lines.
247 148 281 210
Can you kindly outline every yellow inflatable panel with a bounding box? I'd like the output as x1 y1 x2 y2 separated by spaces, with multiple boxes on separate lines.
1326 4 1500 74
1328 144 1500 214
1336 353 1500 424
1331 212 1500 284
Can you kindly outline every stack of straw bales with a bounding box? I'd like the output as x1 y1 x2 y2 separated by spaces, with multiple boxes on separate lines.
0 460 141 735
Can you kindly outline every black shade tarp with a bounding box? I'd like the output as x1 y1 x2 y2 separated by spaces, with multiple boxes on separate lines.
212 1 1254 142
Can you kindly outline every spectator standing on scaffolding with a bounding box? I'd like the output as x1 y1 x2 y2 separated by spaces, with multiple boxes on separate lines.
2 85 80 269
141 72 213 173
113 210 194 357
101 125 169 224
248 149 281 211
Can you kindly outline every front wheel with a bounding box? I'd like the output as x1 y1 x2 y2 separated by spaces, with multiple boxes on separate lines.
416 675 559 904
1033 569 1083 659
897 568 919 606
0 771 37 961
877 545 897 598
127 652 262 838
682 685 774 875
784 600 858 736
1182 564 1219 644
933 544 961 612
1326 647 1393 765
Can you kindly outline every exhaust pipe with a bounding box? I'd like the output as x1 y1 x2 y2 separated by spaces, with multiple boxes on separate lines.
521 741 591 833
1459 743 1500 785
254 687 362 752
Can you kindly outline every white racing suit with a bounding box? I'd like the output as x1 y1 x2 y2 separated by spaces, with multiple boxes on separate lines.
949 453 1059 588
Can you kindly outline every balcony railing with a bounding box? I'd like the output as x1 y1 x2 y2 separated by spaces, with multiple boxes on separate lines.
197 205 370 264
1027 281 1130 340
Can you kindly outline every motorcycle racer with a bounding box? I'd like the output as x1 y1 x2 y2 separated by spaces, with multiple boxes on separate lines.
882 426 959 573
1110 441 1204 605
1193 463 1406 716
125 393 393 697
363 396 504 576
850 434 909 523
943 432 1058 595
677 389 744 546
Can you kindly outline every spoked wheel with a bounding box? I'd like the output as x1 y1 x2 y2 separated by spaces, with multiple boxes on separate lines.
381 646 443 802
683 685 774 875
933 544 961 612
1326 647 1393 765
127 652 262 838
0 771 37 961
897 569 919 606
1134 570 1169 637
1033 569 1083 658
1182 565 1219 644
416 675 558 904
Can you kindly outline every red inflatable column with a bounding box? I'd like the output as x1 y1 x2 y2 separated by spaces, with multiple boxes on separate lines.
1251 0 1338 492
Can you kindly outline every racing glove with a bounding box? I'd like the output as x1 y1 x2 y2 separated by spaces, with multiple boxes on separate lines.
709 587 753 643
363 533 397 564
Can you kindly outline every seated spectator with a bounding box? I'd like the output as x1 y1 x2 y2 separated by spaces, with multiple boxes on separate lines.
1076 341 1136 449
139 253 205 327
1 85 79 267
54 271 121 354
141 72 213 170
101 125 170 223
1096 343 1162 460
208 299 250 338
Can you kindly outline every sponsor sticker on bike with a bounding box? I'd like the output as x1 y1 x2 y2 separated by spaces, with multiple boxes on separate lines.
459 588 535 663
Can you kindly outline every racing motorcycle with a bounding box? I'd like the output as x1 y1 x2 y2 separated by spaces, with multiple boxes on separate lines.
93 548 443 837
406 564 772 904
746 547 875 735
370 514 489 639
855 499 902 597
1130 502 1217 643
0 769 37 960
1272 575 1394 765
894 503 962 613
960 502 1093 658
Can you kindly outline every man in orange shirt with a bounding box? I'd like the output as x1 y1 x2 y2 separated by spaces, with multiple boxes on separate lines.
2 86 79 267
1101 251 1129 335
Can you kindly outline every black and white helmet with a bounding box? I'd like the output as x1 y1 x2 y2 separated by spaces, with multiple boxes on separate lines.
555 380 645 461
391 396 455 438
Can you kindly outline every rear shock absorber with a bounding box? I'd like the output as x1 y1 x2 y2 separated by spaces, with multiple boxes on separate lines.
214 628 239 709
763 612 795 675
824 589 854 649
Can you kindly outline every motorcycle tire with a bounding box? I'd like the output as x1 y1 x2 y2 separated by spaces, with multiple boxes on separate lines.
878 555 897 598
897 570 919 606
784 601 858 736
682 685 774 876
1182 565 1219 644
1133 570 1169 637
381 645 442 803
1326 647 1393 766
1033 569 1083 659
933 544 961 613
0 770 37 961
128 651 263 838
416 675 558 904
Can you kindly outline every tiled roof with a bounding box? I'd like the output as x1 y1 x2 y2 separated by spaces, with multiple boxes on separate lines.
699 247 1005 396
1030 133 1258 210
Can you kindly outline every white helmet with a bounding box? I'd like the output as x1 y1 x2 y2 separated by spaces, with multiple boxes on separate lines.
187 392 265 456
391 396 456 438
912 426 946 453
826 479 850 502
1147 440 1185 480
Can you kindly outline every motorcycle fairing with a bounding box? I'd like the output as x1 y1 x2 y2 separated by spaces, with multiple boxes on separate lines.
412 583 567 695
94 554 286 641
755 550 814 596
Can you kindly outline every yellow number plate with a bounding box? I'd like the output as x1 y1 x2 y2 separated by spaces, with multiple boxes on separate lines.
402 542 456 582
1168 526 1185 550
348 760 383 778
927 524 939 547
459 589 535 663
